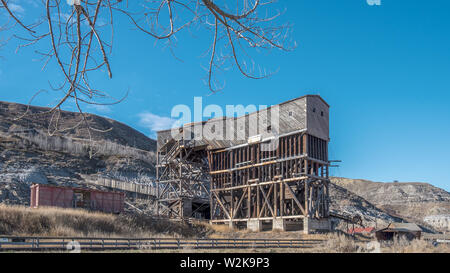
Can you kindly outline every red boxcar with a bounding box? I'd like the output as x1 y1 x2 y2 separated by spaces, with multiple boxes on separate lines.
30 184 125 214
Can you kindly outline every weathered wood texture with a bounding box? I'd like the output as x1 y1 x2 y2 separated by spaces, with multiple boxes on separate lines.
156 95 330 225
157 95 329 150
208 131 330 223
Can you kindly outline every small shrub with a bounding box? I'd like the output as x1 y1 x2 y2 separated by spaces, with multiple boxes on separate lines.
324 233 360 253
383 237 450 253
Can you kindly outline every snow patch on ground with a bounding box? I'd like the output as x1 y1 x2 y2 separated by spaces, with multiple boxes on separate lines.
18 166 48 185
424 215 450 232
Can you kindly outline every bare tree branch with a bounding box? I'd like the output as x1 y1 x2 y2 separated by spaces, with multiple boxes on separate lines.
1 0 294 136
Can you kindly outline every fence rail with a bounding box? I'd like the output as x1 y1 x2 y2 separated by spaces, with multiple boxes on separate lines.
0 236 324 252
80 174 159 197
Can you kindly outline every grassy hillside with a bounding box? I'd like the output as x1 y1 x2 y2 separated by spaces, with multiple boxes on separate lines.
331 177 450 232
0 205 206 238
0 101 156 152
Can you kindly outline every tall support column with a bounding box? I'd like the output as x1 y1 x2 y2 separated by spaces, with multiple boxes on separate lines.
304 179 309 217
156 150 160 216
303 217 310 235
274 182 278 218
209 132 330 233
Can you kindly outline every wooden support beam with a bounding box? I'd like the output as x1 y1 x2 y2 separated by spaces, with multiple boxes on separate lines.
304 180 309 216
248 186 251 218
211 176 309 191
283 182 306 215
232 191 246 219
308 185 314 217
210 214 305 223
257 183 260 218
274 181 278 217
212 191 231 219
259 185 274 217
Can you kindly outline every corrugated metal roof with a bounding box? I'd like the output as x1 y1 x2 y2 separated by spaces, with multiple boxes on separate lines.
378 222 422 233
387 223 422 232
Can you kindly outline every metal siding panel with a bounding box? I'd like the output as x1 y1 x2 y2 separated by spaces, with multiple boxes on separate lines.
66 189 74 208
38 186 53 206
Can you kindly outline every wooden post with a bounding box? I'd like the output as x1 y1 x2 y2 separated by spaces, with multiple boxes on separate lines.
280 182 284 217
257 185 260 219
304 180 309 217
248 185 251 218
274 182 278 218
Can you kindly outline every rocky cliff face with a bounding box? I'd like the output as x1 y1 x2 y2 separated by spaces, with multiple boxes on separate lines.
0 101 156 151
423 215 450 231
331 177 450 232
0 101 156 207
328 182 404 230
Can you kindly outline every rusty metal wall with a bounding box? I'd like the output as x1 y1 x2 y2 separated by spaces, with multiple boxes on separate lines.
31 184 74 208
90 191 124 213
30 184 124 213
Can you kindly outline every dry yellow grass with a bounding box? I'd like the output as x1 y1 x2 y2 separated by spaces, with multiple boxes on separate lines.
323 233 364 253
382 237 450 253
2 205 448 253
322 232 450 253
0 204 206 238
207 223 234 234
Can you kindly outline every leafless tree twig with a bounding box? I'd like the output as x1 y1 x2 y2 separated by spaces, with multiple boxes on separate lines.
1 0 294 142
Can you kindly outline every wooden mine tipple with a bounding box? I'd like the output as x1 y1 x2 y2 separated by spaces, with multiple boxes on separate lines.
156 95 331 233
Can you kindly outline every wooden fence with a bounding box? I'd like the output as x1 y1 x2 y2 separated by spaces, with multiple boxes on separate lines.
80 174 158 197
0 236 324 251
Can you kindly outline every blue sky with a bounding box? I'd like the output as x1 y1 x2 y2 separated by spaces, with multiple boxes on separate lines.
1 1 449 190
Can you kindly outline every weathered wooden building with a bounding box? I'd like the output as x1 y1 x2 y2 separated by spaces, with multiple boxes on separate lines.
156 95 331 233
375 223 422 241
